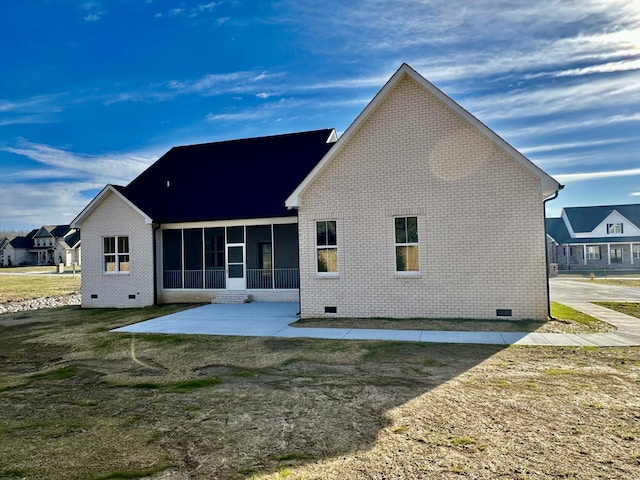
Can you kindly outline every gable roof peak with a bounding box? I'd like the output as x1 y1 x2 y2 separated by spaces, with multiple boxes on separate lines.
286 63 561 208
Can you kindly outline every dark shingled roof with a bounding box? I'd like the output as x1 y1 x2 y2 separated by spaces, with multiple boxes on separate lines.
120 129 336 223
545 217 571 244
563 204 640 233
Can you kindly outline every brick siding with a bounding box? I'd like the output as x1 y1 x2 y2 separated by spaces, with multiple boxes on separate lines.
298 76 549 320
80 191 155 308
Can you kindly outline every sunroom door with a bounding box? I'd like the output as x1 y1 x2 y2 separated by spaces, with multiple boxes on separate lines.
226 244 246 290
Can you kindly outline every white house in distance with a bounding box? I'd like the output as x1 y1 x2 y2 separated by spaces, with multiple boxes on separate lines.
72 64 561 321
547 204 640 271
0 225 81 267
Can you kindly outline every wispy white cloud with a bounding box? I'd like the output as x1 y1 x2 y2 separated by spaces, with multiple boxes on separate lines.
0 181 101 227
1 141 162 186
520 138 635 155
503 113 640 140
554 167 640 183
0 140 169 228
155 2 222 19
81 1 104 22
464 72 640 121
206 98 305 122
167 70 286 96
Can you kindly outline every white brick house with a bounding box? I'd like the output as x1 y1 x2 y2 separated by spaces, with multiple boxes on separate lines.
72 64 561 320
287 64 561 320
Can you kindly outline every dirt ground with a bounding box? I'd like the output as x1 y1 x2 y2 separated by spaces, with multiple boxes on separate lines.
1 306 639 479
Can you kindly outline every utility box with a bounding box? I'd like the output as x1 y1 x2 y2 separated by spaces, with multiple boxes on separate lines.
549 263 558 277
57 263 65 274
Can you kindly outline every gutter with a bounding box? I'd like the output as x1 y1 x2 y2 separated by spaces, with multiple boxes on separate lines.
543 185 564 320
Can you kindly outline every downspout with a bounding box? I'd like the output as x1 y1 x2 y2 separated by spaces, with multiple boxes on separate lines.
543 185 564 320
152 223 161 306
295 210 302 316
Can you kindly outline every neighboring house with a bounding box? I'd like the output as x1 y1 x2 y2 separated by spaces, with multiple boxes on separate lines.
547 204 640 271
72 64 561 320
0 226 81 267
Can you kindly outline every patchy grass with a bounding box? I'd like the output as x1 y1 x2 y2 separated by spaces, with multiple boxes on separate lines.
1 306 640 479
548 302 616 333
293 316 546 332
581 278 640 288
0 274 80 303
595 302 640 319
292 302 615 334
559 270 640 280
31 364 78 380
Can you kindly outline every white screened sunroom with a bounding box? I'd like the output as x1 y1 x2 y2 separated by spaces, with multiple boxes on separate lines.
158 218 300 303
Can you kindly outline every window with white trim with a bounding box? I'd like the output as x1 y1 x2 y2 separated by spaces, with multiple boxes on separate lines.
316 221 337 273
103 236 130 273
607 223 623 234
586 245 600 260
610 247 623 263
633 244 640 260
395 216 419 272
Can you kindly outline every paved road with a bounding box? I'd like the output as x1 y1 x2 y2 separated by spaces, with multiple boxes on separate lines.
549 277 640 302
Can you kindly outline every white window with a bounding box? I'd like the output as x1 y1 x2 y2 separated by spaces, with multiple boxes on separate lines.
103 236 130 273
634 244 640 259
586 246 600 260
395 216 419 272
607 223 623 234
316 221 337 273
610 247 623 263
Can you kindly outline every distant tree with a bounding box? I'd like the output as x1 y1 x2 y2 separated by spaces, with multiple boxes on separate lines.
0 229 30 238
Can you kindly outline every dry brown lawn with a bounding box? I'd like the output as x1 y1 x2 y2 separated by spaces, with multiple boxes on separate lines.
1 306 639 479
0 273 80 303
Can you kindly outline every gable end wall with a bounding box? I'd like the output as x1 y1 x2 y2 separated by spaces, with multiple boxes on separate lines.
80 192 155 308
298 76 549 320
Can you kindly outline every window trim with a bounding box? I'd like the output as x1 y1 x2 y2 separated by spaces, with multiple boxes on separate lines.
607 223 623 234
394 216 420 276
103 235 130 274
316 220 338 276
586 245 600 260
610 247 623 263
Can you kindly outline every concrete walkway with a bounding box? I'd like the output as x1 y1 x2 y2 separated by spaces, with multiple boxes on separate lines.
113 298 640 347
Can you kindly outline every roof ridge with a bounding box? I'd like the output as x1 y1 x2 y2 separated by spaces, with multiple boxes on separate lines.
171 128 336 150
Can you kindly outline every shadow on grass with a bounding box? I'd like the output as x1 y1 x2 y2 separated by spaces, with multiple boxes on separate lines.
0 305 507 479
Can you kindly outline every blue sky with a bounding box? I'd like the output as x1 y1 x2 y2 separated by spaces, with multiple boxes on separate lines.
1 0 639 231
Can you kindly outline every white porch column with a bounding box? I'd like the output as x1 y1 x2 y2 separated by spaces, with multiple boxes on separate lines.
631 243 634 265
607 243 611 265
583 244 587 265
565 245 570 267
271 223 275 290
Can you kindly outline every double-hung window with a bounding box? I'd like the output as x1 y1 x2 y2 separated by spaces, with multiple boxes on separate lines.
634 244 640 260
104 236 130 273
586 246 600 260
395 216 419 273
316 221 337 274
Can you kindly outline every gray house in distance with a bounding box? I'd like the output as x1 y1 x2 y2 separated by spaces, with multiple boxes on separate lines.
72 64 561 320
547 203 640 270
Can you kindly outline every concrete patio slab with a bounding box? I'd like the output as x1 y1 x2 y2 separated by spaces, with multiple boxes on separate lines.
112 299 640 347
